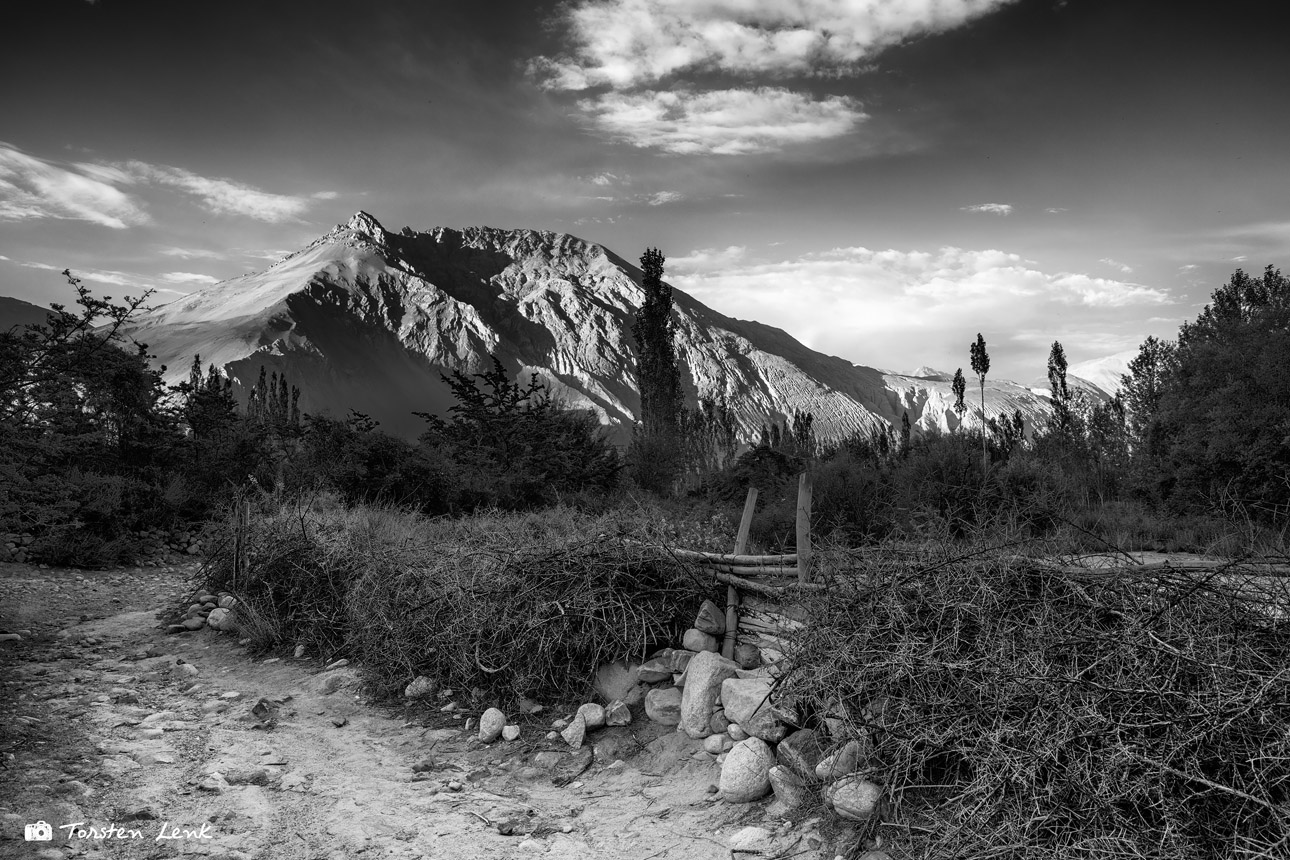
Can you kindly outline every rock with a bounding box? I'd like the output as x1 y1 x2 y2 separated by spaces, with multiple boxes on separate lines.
532 751 562 771
669 649 696 673
293 644 306 658
404 676 437 699
681 628 719 653
727 826 775 852
594 659 646 706
181 618 204 631
709 709 729 734
777 729 825 781
198 593 217 604
728 723 748 741
695 599 726 635
502 724 521 742
206 608 233 631
825 775 884 821
560 712 587 748
517 697 543 715
680 651 739 739
218 595 237 609
479 708 507 743
225 768 270 786
166 624 188 634
577 702 606 730
720 677 785 742
0 633 21 644
635 658 673 684
815 739 867 783
720 677 773 725
767 765 810 816
719 738 775 802
734 643 761 668
703 733 731 754
604 700 631 727
644 687 682 726
178 662 199 677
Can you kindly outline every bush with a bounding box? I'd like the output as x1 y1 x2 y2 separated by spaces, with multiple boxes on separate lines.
783 543 1290 858
202 499 717 702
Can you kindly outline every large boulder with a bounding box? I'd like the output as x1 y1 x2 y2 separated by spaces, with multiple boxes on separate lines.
721 677 774 725
604 700 631 727
560 712 587 748
680 651 739 738
595 660 646 705
644 687 682 726
767 765 810 817
206 608 234 631
635 658 674 684
825 775 884 821
719 738 775 802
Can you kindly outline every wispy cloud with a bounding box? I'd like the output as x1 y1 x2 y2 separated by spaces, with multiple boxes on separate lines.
115 160 311 223
586 172 623 187
647 191 684 206
533 0 1015 154
1044 207 1068 214
1099 257 1133 274
161 272 219 285
578 87 866 155
0 142 148 229
158 246 223 260
21 259 141 288
960 203 1013 216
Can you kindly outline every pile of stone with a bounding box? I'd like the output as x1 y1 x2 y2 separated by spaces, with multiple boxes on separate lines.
132 526 205 564
167 591 238 634
0 532 35 564
633 598 886 824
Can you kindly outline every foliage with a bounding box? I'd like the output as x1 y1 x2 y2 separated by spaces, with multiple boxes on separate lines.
631 247 681 438
417 355 619 510
969 333 990 470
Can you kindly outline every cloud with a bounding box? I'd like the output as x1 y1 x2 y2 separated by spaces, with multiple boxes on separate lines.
586 172 622 186
669 244 1171 377
312 191 340 200
960 203 1013 216
1044 207 1068 214
533 0 1014 154
161 272 219 285
158 246 223 260
116 161 310 223
647 191 684 206
1099 258 1133 274
577 87 866 154
0 142 148 229
532 0 1018 90
1178 264 1198 273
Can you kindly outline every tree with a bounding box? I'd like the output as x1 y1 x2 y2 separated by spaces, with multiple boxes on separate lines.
1046 341 1074 436
631 248 681 437
1147 266 1290 517
1120 335 1178 453
969 333 991 472
899 410 911 459
951 368 967 427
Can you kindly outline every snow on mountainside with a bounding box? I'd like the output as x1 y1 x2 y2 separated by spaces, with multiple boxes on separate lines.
119 212 1060 442
1069 350 1137 396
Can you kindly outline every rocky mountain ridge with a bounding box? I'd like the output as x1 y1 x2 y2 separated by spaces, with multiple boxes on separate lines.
106 212 1065 442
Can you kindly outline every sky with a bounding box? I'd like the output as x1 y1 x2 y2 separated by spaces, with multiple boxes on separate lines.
3 0 1289 382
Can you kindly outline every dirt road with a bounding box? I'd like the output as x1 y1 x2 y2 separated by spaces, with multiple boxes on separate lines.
0 561 831 860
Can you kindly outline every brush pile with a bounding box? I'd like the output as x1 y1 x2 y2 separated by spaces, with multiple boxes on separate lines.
202 499 715 702
781 545 1290 859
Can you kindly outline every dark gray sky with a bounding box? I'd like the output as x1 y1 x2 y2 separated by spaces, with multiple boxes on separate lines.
3 0 1288 379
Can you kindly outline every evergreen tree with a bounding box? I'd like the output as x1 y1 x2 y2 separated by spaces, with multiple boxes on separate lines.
1046 340 1074 435
969 333 991 471
951 368 967 426
631 248 681 437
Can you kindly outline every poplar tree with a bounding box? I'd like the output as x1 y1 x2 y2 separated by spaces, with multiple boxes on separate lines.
631 248 681 437
969 333 990 472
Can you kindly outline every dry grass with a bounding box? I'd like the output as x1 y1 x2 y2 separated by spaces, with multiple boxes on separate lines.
780 541 1290 859
201 495 717 703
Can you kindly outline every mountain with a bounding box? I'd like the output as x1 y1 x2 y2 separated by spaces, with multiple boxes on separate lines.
118 212 1060 442
1069 350 1138 396
0 296 55 331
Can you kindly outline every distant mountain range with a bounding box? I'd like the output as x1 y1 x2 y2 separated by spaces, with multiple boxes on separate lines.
6 212 1114 442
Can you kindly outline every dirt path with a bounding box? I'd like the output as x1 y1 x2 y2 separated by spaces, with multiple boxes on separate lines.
0 561 823 860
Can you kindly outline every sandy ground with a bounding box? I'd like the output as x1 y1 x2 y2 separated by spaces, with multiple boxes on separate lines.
0 561 836 860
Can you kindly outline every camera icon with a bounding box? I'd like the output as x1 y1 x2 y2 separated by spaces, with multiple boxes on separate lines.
25 820 53 841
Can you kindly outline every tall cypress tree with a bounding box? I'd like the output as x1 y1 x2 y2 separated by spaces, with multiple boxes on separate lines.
970 333 991 472
631 248 681 437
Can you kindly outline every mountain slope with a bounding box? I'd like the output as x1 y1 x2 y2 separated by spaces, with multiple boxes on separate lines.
122 212 1059 442
0 296 55 331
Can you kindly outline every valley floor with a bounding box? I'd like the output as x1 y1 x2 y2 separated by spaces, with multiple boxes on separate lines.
0 561 826 860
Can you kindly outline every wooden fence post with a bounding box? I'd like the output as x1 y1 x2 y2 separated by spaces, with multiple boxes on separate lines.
723 486 758 659
796 472 813 584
